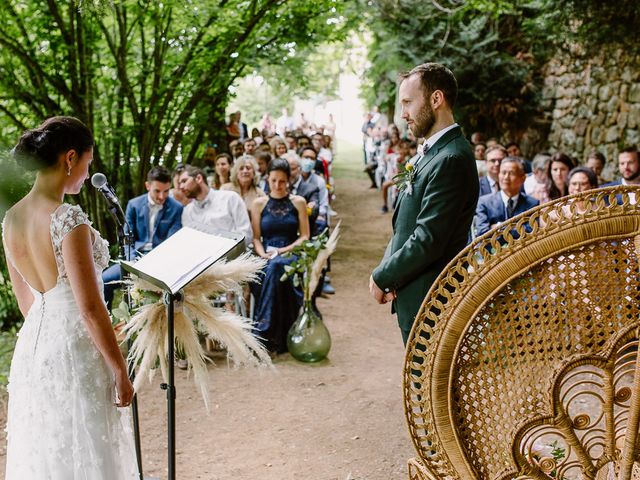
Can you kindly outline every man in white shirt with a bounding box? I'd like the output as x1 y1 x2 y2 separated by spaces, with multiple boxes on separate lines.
178 165 252 246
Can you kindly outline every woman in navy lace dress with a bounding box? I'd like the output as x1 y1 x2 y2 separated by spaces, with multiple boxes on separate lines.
250 159 310 352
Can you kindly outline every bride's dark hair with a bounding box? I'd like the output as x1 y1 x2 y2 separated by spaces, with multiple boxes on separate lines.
12 116 94 171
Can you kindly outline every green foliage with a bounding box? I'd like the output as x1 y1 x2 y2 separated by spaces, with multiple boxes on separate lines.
0 154 32 330
228 35 358 128
533 0 640 55
360 0 545 137
361 0 639 138
280 228 331 301
0 0 351 330
0 0 352 229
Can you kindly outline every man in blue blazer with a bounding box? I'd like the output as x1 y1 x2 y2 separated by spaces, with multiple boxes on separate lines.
475 157 539 237
102 166 183 307
479 145 506 196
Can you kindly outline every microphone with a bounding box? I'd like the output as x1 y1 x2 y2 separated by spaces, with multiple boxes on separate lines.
91 172 120 207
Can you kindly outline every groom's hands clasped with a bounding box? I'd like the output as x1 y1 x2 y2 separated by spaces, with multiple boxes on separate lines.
369 275 396 304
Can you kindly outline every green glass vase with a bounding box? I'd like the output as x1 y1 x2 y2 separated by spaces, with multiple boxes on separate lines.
287 300 331 362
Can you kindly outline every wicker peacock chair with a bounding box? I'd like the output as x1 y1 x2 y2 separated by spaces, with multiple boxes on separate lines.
405 186 640 480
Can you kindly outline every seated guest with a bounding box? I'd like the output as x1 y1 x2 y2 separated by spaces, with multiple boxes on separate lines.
103 166 183 307
269 138 288 159
603 147 640 187
312 132 333 179
585 151 607 186
547 152 575 200
250 128 262 145
243 138 257 156
284 134 297 151
212 153 232 190
255 151 272 191
296 135 312 150
179 164 252 247
524 153 551 204
229 140 244 161
505 141 532 173
220 155 266 213
602 147 640 204
475 156 539 236
506 141 522 157
474 142 487 177
566 166 598 214
542 167 599 227
479 145 507 196
250 159 310 353
286 152 320 225
298 146 330 234
170 163 191 206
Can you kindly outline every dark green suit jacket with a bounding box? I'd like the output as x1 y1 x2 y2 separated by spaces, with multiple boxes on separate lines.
372 125 478 342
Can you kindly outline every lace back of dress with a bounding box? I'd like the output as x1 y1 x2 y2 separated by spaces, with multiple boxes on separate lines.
49 204 91 281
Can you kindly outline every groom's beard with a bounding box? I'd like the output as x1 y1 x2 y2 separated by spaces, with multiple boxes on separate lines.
411 104 436 139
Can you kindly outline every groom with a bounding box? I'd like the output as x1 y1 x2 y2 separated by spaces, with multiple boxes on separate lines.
369 63 479 344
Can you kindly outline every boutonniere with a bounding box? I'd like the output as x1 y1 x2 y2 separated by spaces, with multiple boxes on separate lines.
393 161 416 195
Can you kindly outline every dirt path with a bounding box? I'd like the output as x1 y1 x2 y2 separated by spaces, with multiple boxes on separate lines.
0 148 416 479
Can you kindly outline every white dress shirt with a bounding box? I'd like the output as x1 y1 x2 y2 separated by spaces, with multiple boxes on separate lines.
181 188 253 246
621 179 637 204
488 176 499 193
415 123 459 164
500 191 520 217
142 193 163 252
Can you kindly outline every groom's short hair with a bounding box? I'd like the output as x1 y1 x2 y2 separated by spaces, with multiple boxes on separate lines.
400 63 458 108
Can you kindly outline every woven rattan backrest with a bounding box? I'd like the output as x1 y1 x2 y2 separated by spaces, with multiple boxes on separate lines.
405 187 640 480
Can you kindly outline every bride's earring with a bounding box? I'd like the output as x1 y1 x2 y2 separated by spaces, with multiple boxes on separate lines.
67 166 72 176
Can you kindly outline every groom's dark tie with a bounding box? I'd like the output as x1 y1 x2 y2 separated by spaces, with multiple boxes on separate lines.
506 198 516 218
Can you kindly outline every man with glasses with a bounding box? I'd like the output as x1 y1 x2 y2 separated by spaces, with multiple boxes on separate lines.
479 145 507 196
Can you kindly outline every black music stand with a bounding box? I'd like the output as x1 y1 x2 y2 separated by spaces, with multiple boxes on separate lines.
121 227 244 480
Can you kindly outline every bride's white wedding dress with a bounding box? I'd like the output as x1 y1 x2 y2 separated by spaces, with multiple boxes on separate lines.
3 204 139 479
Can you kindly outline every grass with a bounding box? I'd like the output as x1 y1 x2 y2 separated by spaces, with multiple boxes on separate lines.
333 138 366 181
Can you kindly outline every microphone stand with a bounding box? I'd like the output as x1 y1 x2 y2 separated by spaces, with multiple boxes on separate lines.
105 196 145 480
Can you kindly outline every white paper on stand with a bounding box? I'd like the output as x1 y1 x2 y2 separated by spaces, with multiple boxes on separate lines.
121 227 243 294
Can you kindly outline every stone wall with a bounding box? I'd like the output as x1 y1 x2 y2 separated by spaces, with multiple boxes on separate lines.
541 50 640 172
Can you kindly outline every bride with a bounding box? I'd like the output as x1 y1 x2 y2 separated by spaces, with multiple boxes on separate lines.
2 117 139 478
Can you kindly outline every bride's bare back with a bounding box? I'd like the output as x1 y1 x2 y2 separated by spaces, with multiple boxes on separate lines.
4 195 65 295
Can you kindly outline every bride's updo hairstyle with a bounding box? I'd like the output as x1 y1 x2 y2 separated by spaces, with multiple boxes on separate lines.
12 116 94 172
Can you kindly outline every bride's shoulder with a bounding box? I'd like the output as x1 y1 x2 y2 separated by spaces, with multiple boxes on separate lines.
2 197 30 230
50 203 91 240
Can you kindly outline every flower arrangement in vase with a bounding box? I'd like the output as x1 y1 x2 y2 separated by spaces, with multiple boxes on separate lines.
281 223 340 362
